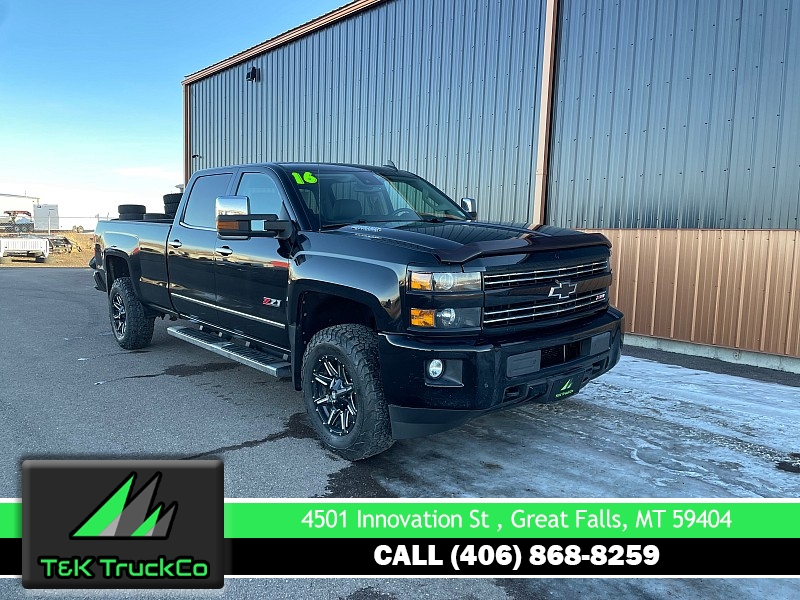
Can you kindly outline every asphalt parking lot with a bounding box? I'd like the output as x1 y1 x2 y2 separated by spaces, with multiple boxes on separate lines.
1 268 798 599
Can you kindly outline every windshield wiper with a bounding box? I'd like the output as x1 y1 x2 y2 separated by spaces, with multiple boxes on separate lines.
419 214 463 223
321 219 425 229
320 219 370 230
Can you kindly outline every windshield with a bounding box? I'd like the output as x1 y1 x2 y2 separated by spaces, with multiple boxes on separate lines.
285 168 469 228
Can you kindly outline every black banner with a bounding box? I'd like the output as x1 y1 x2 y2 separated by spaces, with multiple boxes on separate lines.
226 538 799 576
3 538 798 577
0 539 21 575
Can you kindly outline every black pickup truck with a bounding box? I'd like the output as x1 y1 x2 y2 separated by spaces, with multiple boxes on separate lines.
91 163 624 460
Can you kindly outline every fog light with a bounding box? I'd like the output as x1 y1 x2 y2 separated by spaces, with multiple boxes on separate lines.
427 359 444 379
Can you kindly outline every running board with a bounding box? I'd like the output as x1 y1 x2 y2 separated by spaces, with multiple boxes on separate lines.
167 326 291 378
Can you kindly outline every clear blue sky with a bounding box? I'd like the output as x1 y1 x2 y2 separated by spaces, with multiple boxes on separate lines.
0 0 343 227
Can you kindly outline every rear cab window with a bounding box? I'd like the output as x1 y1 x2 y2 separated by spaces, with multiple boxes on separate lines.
182 173 233 229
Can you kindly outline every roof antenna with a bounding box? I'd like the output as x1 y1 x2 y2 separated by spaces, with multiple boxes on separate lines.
383 159 398 170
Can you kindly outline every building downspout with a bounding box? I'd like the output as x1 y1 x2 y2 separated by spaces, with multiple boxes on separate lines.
532 0 559 226
183 83 191 184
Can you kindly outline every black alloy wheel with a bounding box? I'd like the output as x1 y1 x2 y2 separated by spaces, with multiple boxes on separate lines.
311 355 358 436
111 290 127 339
107 277 155 349
301 323 393 460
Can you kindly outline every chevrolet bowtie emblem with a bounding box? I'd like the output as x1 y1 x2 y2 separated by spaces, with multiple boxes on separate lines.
548 280 577 299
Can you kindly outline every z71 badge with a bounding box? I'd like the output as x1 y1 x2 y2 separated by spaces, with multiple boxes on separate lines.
262 297 281 307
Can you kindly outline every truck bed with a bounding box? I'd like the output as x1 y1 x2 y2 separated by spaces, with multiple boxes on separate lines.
94 219 174 310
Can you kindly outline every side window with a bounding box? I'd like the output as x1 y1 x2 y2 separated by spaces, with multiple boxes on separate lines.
297 188 319 214
182 174 232 228
236 172 287 217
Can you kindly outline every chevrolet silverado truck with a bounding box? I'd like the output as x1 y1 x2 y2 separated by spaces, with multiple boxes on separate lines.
90 163 624 460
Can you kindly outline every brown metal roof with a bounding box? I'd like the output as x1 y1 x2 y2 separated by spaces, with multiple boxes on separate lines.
182 0 385 85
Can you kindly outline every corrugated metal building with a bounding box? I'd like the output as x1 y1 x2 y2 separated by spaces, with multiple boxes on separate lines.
182 0 800 363
184 0 546 224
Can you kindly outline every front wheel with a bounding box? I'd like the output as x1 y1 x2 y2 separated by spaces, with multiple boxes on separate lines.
108 277 155 349
301 324 394 461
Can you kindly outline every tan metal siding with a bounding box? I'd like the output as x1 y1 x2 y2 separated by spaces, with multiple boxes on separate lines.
652 230 678 339
587 228 800 358
715 231 746 350
671 232 699 342
693 230 723 345
787 230 800 357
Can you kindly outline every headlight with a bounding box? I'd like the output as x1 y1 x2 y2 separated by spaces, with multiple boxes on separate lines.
409 271 481 292
410 307 481 328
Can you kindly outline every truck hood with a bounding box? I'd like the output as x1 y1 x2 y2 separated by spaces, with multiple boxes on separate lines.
326 221 610 264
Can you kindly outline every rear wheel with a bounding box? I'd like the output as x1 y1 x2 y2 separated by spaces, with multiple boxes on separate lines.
301 324 393 461
108 277 155 349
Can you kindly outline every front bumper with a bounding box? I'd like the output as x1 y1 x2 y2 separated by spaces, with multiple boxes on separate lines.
379 307 624 439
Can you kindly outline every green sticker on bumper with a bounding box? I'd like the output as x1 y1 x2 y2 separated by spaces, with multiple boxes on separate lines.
552 377 577 400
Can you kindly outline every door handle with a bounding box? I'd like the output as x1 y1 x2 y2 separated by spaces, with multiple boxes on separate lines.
215 246 233 256
168 239 182 248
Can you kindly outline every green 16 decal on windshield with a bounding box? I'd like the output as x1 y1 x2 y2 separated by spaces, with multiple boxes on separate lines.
291 172 318 184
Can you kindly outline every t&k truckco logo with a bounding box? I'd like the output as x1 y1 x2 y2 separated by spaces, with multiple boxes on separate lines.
22 460 223 589
70 471 178 539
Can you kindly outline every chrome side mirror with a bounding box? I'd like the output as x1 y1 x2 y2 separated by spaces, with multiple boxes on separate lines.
460 198 477 220
216 195 250 237
216 195 293 240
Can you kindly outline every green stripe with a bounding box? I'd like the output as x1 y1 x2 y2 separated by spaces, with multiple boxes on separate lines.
0 503 21 538
2 500 798 540
223 501 800 539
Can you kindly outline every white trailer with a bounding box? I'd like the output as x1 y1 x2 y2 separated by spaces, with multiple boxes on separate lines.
0 237 50 261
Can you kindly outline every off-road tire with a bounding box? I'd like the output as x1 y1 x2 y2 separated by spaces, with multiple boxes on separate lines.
301 324 394 461
163 194 182 216
119 213 143 221
108 277 155 350
117 204 146 214
143 213 169 221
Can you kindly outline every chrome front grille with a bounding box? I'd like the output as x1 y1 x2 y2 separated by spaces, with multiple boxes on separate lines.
484 259 609 290
484 289 608 327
